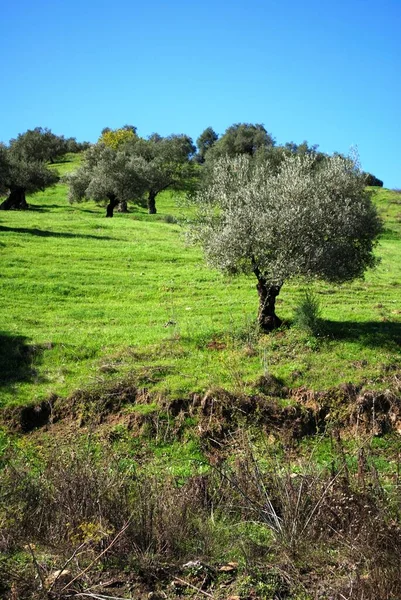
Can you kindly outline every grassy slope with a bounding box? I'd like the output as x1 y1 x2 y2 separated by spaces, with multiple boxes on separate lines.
1 157 401 599
0 156 400 407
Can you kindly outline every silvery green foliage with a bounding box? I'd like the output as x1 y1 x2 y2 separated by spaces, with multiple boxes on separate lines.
67 144 147 205
0 142 58 195
67 135 196 213
9 127 68 163
125 134 196 189
187 153 382 286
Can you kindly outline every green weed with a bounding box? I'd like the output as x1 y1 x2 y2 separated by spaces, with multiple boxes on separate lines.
293 289 322 335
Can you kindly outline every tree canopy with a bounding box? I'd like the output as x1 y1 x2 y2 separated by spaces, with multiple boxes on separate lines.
364 172 384 187
196 127 219 163
9 127 69 164
0 139 59 210
68 132 196 216
187 153 383 331
119 133 196 213
67 144 147 217
205 123 275 162
98 126 138 150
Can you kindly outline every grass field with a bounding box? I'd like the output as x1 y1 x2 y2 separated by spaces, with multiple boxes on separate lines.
1 155 401 407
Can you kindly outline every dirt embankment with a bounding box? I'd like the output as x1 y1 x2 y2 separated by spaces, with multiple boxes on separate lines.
3 371 401 442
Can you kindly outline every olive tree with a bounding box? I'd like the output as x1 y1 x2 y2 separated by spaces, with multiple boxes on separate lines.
124 134 196 213
187 154 382 332
205 123 274 162
196 127 219 163
67 144 147 217
0 143 59 210
9 127 68 164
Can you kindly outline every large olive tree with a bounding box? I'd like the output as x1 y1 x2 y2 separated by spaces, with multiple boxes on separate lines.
187 153 383 332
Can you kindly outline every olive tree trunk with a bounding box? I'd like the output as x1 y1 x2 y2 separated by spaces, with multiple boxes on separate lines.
256 278 282 332
0 187 28 210
106 194 119 218
148 190 157 214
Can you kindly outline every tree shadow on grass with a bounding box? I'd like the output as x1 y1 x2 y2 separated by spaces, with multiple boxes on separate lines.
29 204 70 211
0 332 47 388
75 208 102 214
0 225 115 241
320 319 401 351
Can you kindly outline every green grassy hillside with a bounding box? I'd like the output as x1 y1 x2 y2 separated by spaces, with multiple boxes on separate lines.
1 157 401 407
1 158 401 599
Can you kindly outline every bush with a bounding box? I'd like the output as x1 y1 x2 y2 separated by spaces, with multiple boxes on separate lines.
293 289 322 335
3 432 401 599
0 439 216 562
163 214 178 224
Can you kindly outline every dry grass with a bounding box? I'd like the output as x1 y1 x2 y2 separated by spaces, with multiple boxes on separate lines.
1 432 401 599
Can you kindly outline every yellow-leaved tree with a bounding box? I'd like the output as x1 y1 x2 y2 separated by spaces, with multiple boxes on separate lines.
98 125 137 150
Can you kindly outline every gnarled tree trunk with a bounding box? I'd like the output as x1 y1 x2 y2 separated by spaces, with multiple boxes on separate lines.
256 277 282 332
0 187 28 210
148 190 157 214
106 194 119 217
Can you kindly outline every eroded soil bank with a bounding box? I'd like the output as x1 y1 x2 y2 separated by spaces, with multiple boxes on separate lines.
1 372 401 599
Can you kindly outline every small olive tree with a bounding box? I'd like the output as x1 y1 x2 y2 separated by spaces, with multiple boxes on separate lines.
0 143 59 210
196 126 219 163
67 144 147 217
9 127 68 164
187 154 382 332
124 134 196 214
205 123 274 162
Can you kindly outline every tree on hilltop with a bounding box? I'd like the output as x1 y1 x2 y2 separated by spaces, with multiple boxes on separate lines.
196 127 219 163
187 153 382 332
205 123 275 162
99 126 138 150
254 140 327 174
364 172 383 187
65 137 91 153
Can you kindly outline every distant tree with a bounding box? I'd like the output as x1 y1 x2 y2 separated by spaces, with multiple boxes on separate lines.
196 127 219 163
364 173 383 187
206 123 274 161
187 153 382 332
121 124 138 134
255 140 326 174
67 144 147 217
98 126 138 150
125 134 196 213
0 142 59 210
65 137 91 153
9 127 68 164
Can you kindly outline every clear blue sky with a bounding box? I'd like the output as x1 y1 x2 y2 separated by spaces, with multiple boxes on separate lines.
1 0 400 187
